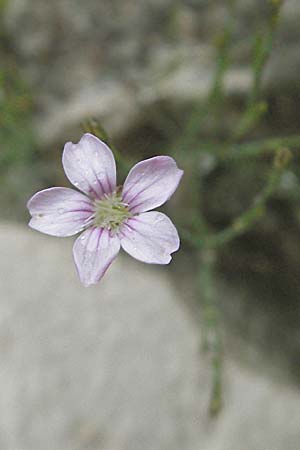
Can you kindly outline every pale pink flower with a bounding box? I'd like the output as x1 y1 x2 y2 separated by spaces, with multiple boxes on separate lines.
27 133 183 286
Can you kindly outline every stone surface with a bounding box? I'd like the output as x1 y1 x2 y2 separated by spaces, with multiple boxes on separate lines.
0 222 300 450
4 0 300 144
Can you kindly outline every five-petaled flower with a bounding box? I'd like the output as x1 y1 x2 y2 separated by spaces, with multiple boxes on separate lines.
27 133 183 286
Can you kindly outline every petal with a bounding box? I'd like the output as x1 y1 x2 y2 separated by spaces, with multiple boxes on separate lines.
122 156 183 214
62 133 117 199
120 211 180 264
27 187 94 237
73 227 120 286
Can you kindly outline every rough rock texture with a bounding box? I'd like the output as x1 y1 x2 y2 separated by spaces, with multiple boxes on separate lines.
2 2 300 446
0 222 299 450
3 0 300 143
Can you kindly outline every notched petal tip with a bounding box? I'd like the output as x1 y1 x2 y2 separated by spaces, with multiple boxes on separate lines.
122 155 184 214
26 187 94 237
28 217 38 231
26 187 52 212
73 227 121 286
120 211 180 265
62 133 117 199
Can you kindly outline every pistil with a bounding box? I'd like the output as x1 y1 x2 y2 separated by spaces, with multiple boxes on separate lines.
93 192 132 231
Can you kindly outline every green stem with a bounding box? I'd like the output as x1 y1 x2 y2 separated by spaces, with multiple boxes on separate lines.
182 148 292 250
232 0 283 140
198 250 223 416
175 0 236 154
182 135 300 162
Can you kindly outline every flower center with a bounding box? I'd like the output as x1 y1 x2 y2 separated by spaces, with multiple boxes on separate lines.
93 192 132 231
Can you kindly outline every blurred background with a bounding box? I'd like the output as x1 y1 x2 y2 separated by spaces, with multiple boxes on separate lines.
1 0 300 449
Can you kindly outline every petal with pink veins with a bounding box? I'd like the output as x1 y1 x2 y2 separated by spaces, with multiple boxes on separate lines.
120 211 180 264
73 227 120 286
122 156 183 214
62 133 116 199
28 187 94 237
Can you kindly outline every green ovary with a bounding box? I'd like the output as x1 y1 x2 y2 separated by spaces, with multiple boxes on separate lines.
93 192 132 230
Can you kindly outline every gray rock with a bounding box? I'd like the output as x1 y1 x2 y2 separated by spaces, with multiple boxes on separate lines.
0 222 299 450
4 0 300 144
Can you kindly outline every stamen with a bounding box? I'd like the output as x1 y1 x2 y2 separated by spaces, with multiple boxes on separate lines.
93 191 132 231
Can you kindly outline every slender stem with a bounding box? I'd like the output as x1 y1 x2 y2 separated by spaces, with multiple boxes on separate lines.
174 0 236 154
181 135 300 161
198 250 223 416
232 0 284 140
182 148 292 250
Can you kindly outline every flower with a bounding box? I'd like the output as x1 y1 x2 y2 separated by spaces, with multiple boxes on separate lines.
27 133 183 286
